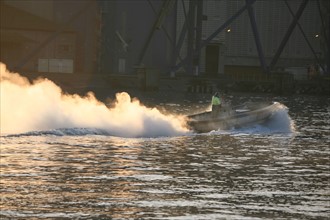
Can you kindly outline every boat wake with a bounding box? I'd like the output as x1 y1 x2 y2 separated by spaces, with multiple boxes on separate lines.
0 63 294 138
4 103 294 139
0 63 189 138
224 104 295 135
4 128 111 137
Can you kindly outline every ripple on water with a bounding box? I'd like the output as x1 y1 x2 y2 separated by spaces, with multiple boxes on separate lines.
1 96 329 219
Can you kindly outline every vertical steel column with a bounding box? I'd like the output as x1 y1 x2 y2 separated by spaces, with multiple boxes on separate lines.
186 0 196 74
269 0 309 70
317 0 330 74
99 0 116 74
246 0 267 73
171 0 188 71
328 13 330 74
172 0 256 72
317 0 328 46
323 0 330 75
193 0 203 75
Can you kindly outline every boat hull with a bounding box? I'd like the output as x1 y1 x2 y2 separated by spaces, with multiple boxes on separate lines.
187 102 281 133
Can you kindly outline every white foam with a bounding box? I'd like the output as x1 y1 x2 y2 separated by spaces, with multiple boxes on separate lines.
0 63 189 137
231 105 295 135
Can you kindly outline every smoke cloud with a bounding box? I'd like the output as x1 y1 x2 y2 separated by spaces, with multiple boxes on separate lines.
0 63 189 137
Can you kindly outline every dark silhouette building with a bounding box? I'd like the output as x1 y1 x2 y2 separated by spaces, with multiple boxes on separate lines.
1 0 99 75
1 0 328 81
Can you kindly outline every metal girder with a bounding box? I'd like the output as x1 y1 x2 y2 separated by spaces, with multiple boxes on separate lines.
246 0 267 73
186 0 197 74
193 0 203 75
14 1 93 72
317 0 328 47
200 0 257 48
171 0 189 72
173 0 257 72
147 0 178 57
328 14 330 74
284 0 326 73
269 0 309 70
137 0 174 65
317 0 330 74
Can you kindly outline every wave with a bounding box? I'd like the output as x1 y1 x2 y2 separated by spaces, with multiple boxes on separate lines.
3 104 294 138
4 128 109 137
230 105 295 135
3 127 190 138
206 103 295 136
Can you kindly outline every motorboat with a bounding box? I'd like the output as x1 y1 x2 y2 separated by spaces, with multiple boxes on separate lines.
187 102 281 133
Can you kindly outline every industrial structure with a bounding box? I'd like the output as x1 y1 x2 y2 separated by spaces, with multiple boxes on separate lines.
1 0 99 74
1 0 329 94
98 0 327 77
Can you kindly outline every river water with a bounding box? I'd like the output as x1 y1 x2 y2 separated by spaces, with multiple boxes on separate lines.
0 94 329 219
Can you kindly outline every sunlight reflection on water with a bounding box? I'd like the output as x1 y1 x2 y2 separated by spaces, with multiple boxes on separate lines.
1 95 329 219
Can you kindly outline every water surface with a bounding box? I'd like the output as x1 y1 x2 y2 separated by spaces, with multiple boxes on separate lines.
1 95 329 219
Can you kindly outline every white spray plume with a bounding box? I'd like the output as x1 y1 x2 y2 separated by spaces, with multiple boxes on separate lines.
0 63 189 137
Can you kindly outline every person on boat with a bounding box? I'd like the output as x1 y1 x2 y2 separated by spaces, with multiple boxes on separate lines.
211 92 221 117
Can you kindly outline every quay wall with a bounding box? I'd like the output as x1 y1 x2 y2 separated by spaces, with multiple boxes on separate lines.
18 70 329 97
